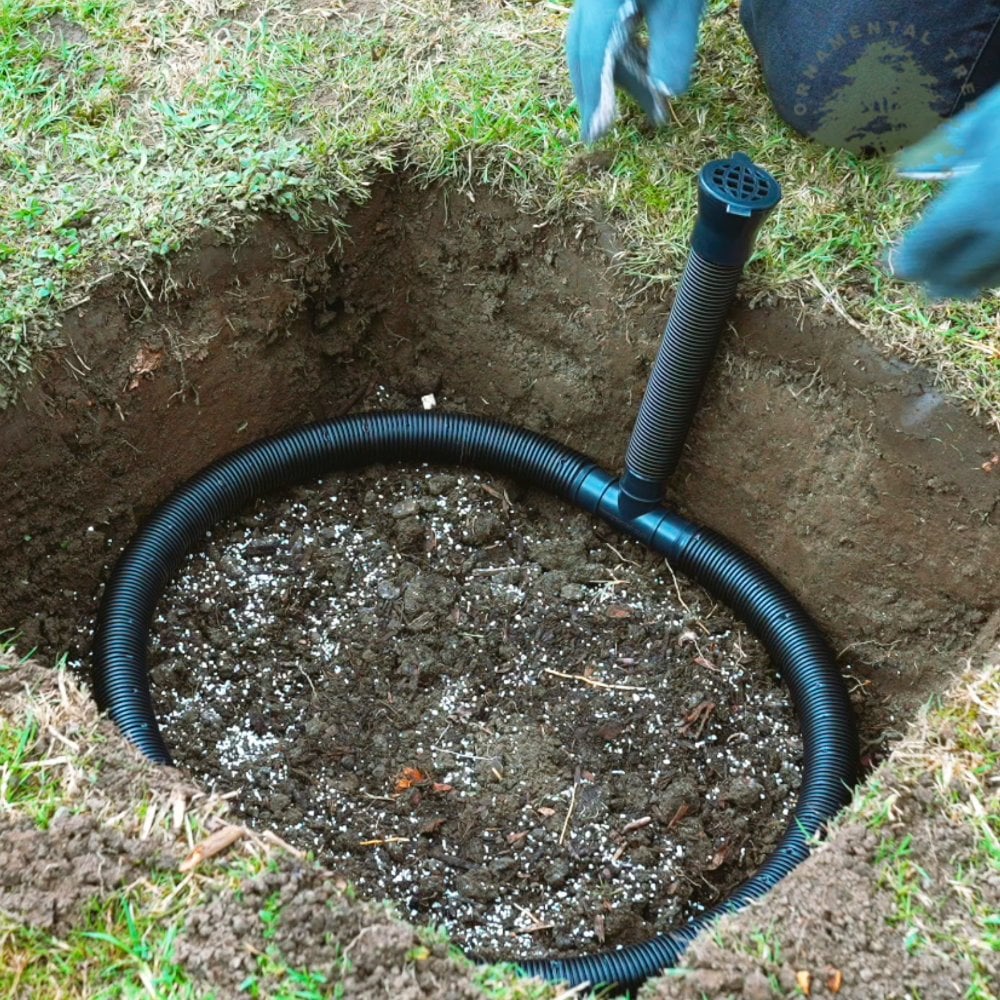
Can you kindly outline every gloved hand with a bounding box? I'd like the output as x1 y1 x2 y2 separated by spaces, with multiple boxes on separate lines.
891 84 1000 299
566 0 704 144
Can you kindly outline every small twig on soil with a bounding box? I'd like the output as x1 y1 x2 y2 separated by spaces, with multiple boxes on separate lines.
666 802 693 830
513 903 555 935
703 601 720 627
360 790 398 802
44 724 78 753
663 559 691 614
787 365 822 400
810 274 865 331
845 675 871 695
22 755 70 770
543 668 647 692
297 664 317 697
358 836 411 847
559 768 580 846
837 636 904 657
429 745 497 761
429 849 475 871
604 541 639 566
179 824 245 873
257 829 308 859
65 335 92 372
621 815 653 834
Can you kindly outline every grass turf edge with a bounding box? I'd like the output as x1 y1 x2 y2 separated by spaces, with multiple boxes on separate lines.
0 0 997 424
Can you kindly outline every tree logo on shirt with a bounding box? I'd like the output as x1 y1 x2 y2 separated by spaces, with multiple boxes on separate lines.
813 41 943 154
786 20 967 155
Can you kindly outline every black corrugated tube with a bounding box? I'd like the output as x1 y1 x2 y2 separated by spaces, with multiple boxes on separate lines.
92 155 859 995
620 253 740 494
619 152 784 516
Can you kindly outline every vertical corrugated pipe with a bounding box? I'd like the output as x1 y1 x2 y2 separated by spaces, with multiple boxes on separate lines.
618 153 781 517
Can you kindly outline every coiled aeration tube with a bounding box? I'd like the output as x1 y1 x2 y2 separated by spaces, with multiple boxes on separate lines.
92 155 858 995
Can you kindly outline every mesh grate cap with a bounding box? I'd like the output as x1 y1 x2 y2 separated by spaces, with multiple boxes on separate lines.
690 152 782 266
700 152 781 218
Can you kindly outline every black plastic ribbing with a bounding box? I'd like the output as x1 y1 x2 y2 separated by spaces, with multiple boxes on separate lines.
93 410 858 995
622 252 741 493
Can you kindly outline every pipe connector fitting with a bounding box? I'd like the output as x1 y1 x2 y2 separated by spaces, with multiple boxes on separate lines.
616 469 665 520
690 152 781 267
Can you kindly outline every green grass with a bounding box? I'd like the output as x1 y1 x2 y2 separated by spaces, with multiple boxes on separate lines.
1 871 362 1000
858 663 1000 998
873 833 933 954
0 884 198 998
0 715 67 828
0 0 996 419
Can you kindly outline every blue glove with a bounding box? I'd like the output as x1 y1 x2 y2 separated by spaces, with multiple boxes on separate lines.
891 85 1000 299
566 0 704 144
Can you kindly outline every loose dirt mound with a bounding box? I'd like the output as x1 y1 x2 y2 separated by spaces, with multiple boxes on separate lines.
0 812 176 937
176 860 487 1000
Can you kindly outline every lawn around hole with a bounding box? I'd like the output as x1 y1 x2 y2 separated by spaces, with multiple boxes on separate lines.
1 2 999 998
0 0 998 420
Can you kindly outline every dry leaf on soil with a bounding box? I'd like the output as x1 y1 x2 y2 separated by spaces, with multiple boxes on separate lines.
179 824 245 872
126 344 164 390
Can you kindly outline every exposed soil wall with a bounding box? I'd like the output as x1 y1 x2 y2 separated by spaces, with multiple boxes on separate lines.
2 172 995 713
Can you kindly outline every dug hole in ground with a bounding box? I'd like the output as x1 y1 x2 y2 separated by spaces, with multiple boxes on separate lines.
1 175 998 998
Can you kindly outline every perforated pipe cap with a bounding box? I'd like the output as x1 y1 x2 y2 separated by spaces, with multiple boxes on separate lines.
690 152 782 267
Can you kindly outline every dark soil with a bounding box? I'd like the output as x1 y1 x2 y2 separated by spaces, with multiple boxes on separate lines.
1 176 995 734
146 455 802 960
1 172 998 995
